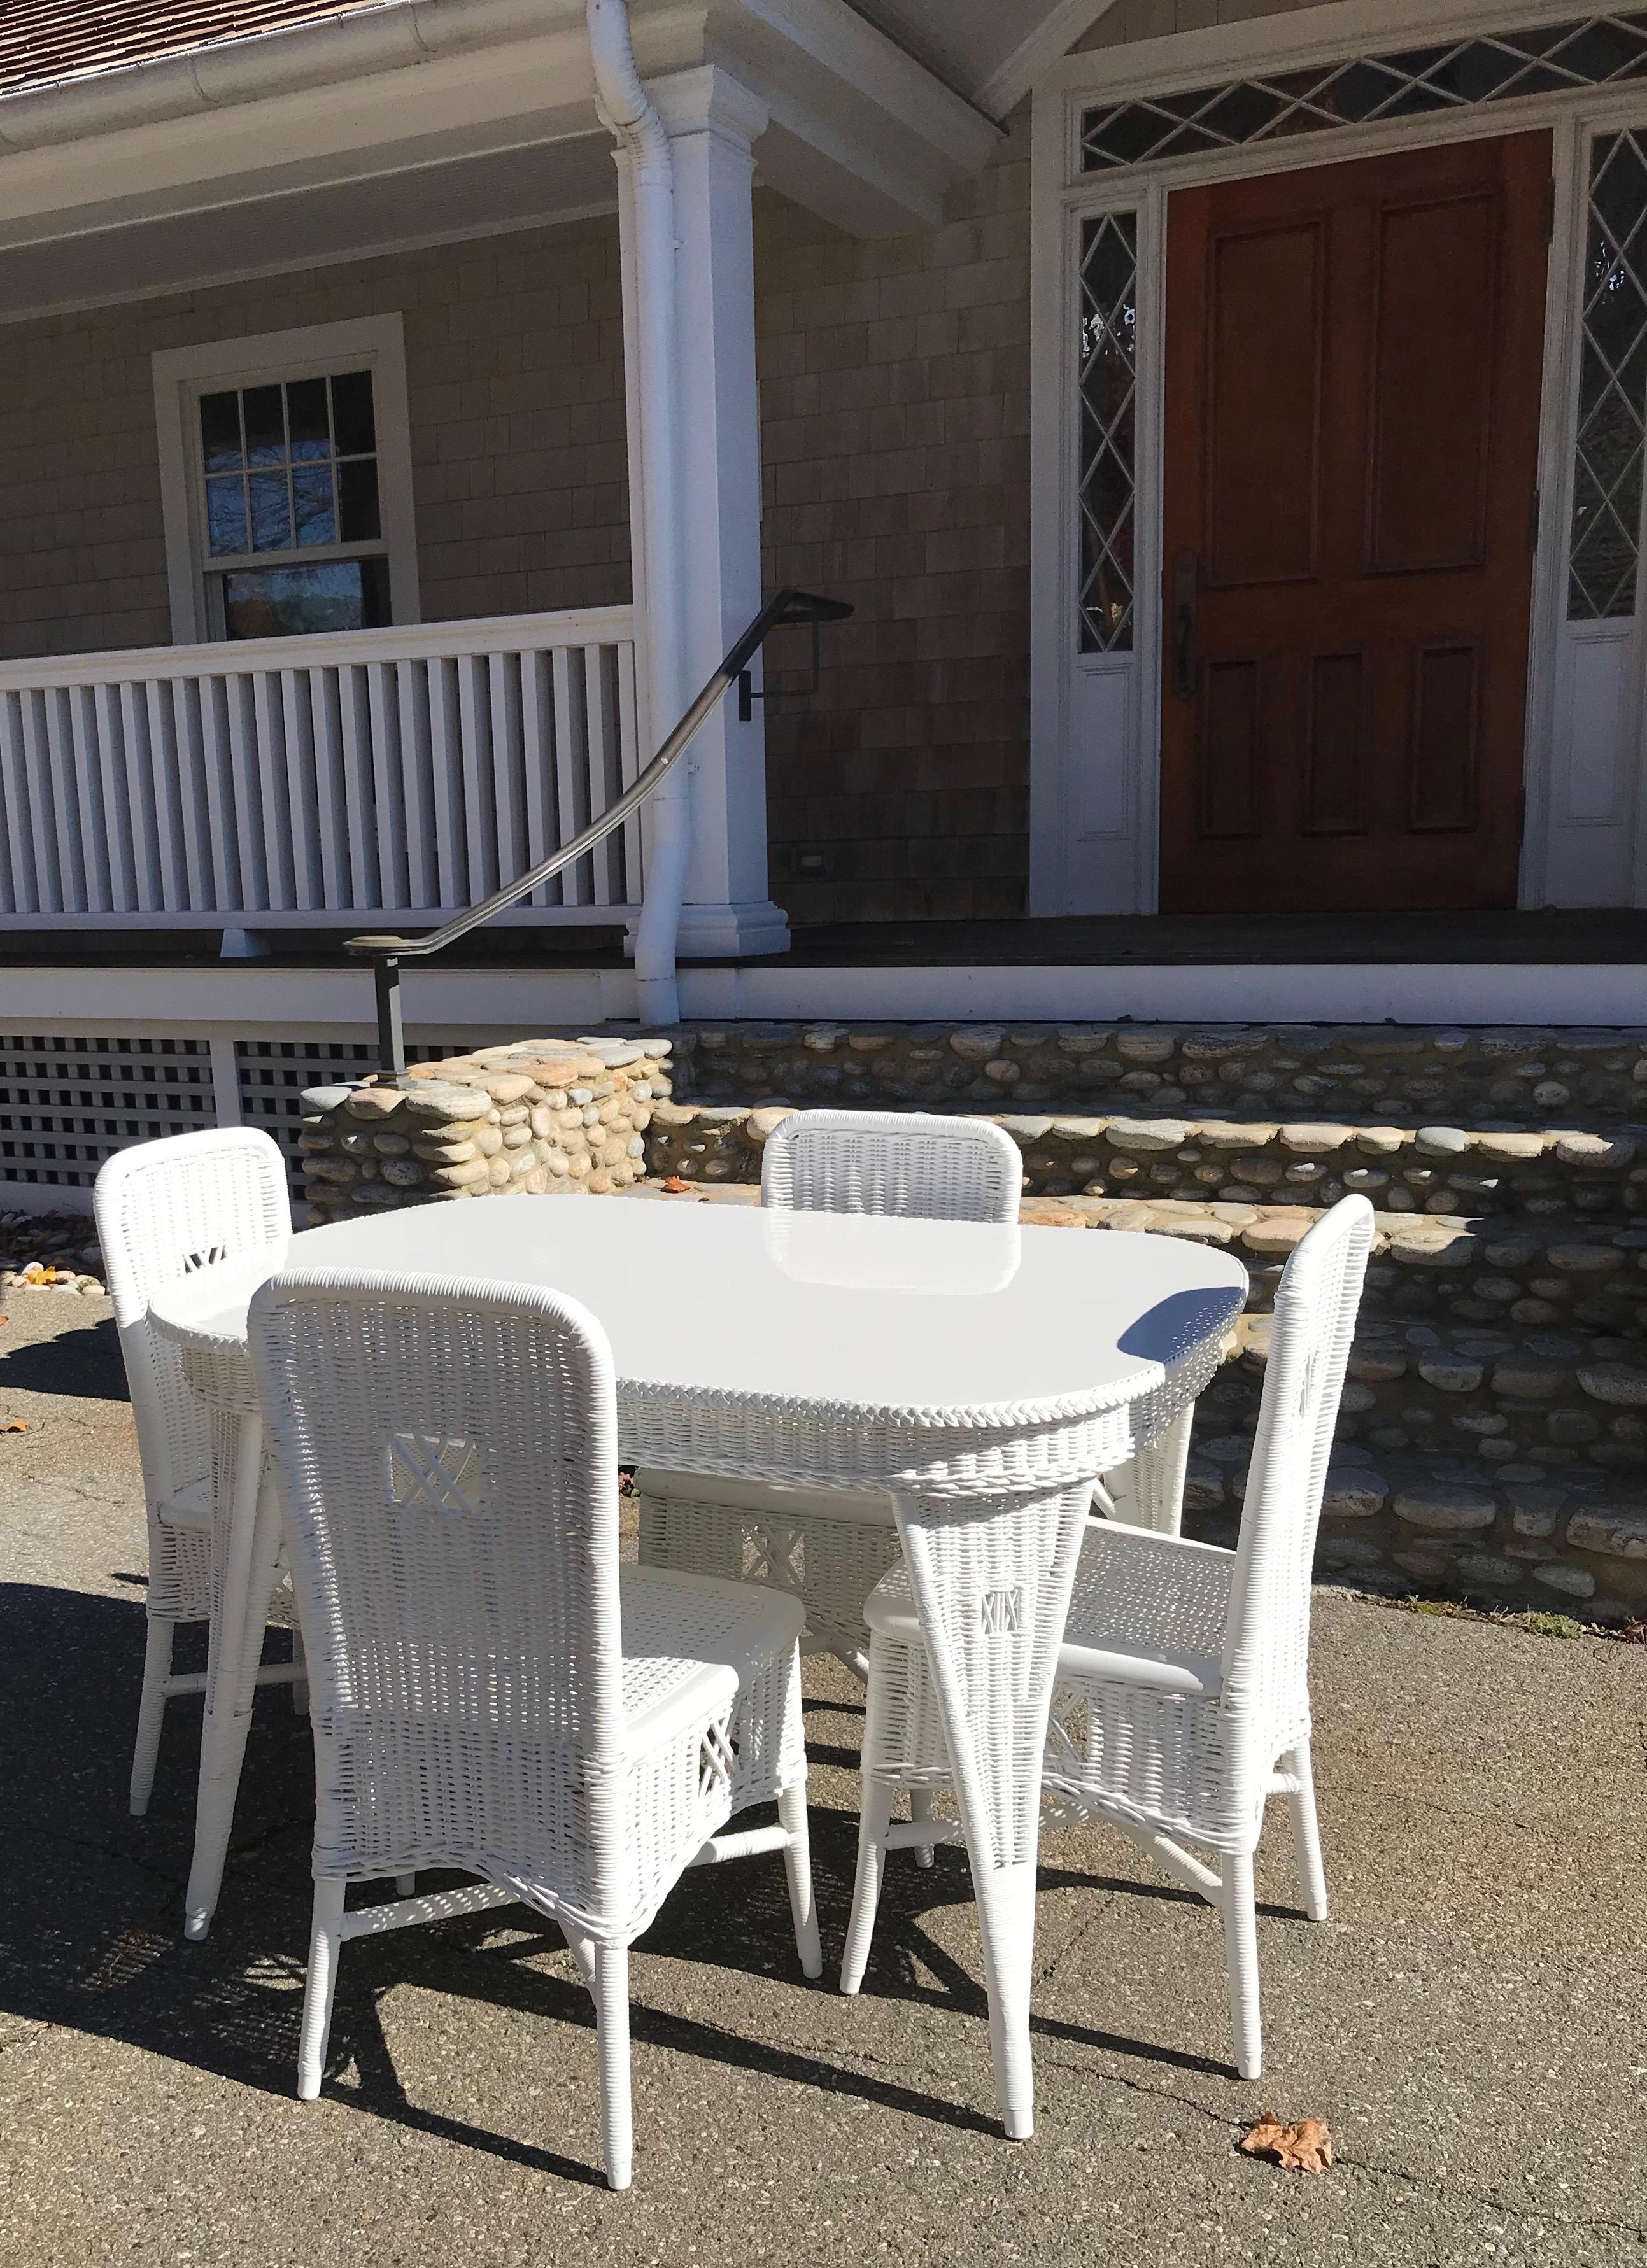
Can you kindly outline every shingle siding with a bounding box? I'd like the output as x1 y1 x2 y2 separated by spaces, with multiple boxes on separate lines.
755 108 1033 924
0 116 1035 922
0 213 628 661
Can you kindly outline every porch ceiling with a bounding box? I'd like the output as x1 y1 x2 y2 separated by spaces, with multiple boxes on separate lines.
0 0 1003 318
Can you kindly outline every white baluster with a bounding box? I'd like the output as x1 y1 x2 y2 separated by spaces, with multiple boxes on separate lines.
21 688 65 912
251 672 295 908
456 651 497 903
584 643 621 907
427 655 466 911
307 668 349 910
170 677 214 910
520 646 556 908
365 660 407 910
224 673 269 912
0 693 33 913
551 646 590 907
66 683 112 913
45 686 88 912
199 675 243 912
336 663 379 909
95 682 138 914
488 650 527 898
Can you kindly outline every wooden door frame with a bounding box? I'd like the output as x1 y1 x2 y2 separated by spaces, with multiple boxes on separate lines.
1028 0 1647 916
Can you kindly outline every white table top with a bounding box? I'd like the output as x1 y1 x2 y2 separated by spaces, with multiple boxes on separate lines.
150 1199 1247 1433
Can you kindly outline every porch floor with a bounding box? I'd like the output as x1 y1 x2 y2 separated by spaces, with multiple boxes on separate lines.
6 908 1647 971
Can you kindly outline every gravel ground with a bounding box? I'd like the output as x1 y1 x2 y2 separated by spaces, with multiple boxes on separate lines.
0 1289 1643 2267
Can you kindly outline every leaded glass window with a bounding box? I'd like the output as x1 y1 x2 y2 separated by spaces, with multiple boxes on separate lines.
1569 130 1647 617
1082 12 1647 173
1078 213 1138 653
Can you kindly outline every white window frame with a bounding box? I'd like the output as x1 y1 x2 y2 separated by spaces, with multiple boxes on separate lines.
152 313 420 645
1029 0 1647 914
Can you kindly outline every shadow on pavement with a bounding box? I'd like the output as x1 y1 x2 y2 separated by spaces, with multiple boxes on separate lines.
0 1316 127 1402
0 1573 1233 2188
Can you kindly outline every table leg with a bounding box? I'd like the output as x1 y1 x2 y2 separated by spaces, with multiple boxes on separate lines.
183 1409 283 1940
889 1479 1094 2139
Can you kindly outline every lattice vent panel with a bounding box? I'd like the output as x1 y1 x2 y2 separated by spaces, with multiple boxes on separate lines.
0 1033 215 1189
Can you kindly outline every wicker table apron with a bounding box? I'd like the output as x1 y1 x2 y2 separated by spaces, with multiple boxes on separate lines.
152 1199 1246 2138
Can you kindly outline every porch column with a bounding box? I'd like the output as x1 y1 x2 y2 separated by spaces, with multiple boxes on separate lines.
646 65 788 959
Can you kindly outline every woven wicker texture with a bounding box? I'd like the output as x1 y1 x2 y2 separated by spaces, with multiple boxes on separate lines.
844 1195 1375 2085
248 1266 818 2188
639 1112 1023 1669
94 1128 290 1815
760 1108 1024 1222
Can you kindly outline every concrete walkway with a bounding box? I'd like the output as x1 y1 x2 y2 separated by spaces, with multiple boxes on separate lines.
0 1290 1643 2267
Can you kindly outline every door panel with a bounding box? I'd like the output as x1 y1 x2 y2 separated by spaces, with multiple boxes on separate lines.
1159 132 1550 913
1206 224 1324 586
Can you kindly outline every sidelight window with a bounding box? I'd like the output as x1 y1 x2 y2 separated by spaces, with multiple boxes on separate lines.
1569 129 1647 619
1077 211 1139 654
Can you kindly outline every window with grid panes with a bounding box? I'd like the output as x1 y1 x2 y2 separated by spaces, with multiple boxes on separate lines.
197 369 388 638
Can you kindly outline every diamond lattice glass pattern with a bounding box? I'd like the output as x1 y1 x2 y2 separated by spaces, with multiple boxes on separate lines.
1570 130 1647 617
1078 212 1138 654
1082 12 1647 171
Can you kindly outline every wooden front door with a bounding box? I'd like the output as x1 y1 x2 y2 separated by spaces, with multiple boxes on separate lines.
1158 132 1551 914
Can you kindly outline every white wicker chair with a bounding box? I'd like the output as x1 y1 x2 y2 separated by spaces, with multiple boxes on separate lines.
248 1266 820 2192
95 1127 293 1816
637 1109 1024 1678
840 1195 1374 2083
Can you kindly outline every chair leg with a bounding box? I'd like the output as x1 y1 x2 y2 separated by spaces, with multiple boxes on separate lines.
1283 1740 1329 1922
129 1617 174 1818
839 1773 895 1995
592 1942 633 2192
908 1787 936 1870
778 1782 823 1979
297 1877 347 2101
394 1875 416 1898
1220 1853 1262 2081
290 1619 308 1719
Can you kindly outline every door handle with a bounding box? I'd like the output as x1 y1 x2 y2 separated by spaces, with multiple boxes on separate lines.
1170 549 1199 703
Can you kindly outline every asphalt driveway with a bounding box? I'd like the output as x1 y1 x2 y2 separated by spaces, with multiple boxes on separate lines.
0 1288 1642 2268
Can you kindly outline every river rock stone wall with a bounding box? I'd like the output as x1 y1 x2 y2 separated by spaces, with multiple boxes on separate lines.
665 1020 1647 1125
295 1022 1647 1620
298 1037 673 1215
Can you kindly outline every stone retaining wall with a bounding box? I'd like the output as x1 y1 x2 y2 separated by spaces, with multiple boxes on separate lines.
298 1037 674 1216
295 1026 1647 1622
665 1021 1647 1126
644 1099 1642 1216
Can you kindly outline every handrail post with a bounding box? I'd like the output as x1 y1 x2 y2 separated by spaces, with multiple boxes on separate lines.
374 952 406 1084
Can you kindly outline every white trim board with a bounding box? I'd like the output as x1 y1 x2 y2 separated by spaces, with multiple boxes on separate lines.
4 959 1646 1027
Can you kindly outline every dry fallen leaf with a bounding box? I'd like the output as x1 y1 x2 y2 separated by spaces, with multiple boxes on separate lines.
1241 2114 1333 2173
662 1176 689 1193
3 1419 27 1433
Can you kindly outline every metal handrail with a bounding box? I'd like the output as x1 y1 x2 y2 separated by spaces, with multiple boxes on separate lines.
345 586 852 1078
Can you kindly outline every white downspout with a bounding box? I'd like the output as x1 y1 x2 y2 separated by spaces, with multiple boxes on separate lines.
588 0 688 1026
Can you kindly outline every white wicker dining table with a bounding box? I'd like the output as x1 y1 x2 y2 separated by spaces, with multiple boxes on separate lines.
150 1194 1247 2139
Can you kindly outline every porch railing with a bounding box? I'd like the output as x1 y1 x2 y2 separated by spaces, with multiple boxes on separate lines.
0 605 642 927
